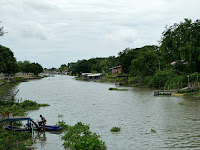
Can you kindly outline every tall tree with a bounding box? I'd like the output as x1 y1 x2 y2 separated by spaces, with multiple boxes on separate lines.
160 18 200 72
0 45 19 74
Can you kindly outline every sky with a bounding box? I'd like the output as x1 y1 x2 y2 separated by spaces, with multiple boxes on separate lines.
0 0 200 68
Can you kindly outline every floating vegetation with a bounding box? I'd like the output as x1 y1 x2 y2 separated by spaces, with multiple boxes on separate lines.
58 114 63 117
178 102 185 105
57 121 106 150
151 128 156 133
110 127 121 132
109 88 128 91
0 128 33 150
0 100 50 116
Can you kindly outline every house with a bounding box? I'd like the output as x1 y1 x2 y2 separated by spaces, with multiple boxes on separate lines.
87 73 102 81
110 65 122 74
81 73 92 80
81 73 102 81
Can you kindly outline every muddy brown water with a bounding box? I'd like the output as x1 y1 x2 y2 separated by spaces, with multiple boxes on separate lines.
13 75 200 150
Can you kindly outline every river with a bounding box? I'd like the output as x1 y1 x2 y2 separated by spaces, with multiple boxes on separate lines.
14 75 200 150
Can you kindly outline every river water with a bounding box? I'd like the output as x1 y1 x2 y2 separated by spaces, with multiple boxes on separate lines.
14 75 200 150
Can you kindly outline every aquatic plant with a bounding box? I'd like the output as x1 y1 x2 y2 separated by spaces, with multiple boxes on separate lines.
57 120 70 130
178 102 185 105
151 128 156 133
0 100 50 116
109 88 128 91
110 127 121 132
58 114 63 117
57 121 106 150
0 128 33 150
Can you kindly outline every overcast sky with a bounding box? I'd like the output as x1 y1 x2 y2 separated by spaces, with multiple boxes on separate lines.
0 0 199 68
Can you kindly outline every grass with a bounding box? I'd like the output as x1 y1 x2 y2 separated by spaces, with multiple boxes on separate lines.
110 127 121 132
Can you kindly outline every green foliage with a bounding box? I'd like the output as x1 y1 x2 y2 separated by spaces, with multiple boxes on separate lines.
151 129 156 133
118 46 159 73
0 128 32 150
130 49 164 76
59 121 106 150
0 22 6 36
160 18 200 72
68 56 117 75
178 102 185 105
59 64 68 72
0 45 19 74
149 70 174 87
110 127 121 132
56 120 70 130
0 100 49 116
17 61 43 75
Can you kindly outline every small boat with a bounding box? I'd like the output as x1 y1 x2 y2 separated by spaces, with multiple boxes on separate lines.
38 125 63 131
1 117 63 132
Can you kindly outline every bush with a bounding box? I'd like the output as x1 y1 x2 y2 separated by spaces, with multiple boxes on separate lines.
149 69 174 87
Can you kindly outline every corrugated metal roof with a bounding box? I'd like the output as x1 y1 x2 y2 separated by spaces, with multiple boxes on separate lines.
87 73 102 77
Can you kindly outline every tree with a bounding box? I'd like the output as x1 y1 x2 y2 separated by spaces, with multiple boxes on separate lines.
160 18 200 72
28 63 43 75
59 64 68 72
130 47 164 76
17 61 31 73
0 45 19 74
0 22 6 36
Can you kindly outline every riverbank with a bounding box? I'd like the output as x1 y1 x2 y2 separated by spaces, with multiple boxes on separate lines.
75 74 200 98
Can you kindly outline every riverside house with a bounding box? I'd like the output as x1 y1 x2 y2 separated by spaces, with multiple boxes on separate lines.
81 73 102 81
110 65 122 74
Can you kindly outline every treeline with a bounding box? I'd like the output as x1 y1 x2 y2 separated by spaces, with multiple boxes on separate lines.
68 18 200 88
0 45 43 75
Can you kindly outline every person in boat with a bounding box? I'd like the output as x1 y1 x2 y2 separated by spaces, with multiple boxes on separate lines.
38 115 46 131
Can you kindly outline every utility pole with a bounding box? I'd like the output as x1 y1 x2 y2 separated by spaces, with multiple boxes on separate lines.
187 75 189 87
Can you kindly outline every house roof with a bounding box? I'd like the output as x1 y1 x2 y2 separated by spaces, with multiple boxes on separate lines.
82 73 92 75
87 73 102 77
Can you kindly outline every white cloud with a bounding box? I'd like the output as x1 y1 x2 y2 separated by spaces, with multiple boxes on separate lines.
0 0 200 68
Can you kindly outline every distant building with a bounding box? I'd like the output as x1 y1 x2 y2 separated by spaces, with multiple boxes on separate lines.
81 73 102 81
81 73 92 80
110 65 122 74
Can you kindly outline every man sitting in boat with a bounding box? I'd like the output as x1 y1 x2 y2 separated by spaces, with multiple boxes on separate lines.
38 115 46 131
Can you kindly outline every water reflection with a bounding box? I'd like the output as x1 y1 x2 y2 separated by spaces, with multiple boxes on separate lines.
34 132 47 148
